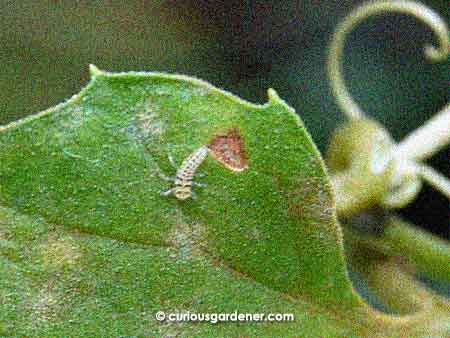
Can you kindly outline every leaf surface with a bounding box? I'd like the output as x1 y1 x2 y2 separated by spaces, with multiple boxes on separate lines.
0 67 448 337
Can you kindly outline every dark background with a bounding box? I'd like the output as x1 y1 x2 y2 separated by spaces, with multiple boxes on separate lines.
0 0 448 238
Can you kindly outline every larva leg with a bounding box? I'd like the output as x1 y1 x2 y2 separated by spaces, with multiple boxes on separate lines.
191 181 207 187
158 171 176 182
161 188 175 196
168 153 178 168
190 191 198 200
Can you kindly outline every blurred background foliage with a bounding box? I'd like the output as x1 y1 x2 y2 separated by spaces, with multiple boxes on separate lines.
0 0 448 238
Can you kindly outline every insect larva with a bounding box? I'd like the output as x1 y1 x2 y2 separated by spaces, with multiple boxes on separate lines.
161 145 209 200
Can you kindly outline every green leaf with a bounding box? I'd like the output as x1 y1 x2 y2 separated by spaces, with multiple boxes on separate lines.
0 67 448 337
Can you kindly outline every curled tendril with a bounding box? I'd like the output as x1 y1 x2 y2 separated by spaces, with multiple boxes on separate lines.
326 1 450 215
327 0 450 120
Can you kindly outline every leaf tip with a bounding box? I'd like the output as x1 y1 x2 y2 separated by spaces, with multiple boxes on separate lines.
89 64 104 77
267 88 295 113
267 88 280 102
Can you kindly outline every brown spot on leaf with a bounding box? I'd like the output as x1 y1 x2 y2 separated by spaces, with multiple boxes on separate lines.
208 128 248 172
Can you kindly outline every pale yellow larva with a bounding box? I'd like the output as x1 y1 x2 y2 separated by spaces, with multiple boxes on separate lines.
161 145 209 200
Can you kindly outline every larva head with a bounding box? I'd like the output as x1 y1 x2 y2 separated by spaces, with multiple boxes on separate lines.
174 187 192 200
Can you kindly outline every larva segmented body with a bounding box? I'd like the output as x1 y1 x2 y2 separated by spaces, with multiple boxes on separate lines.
162 145 209 200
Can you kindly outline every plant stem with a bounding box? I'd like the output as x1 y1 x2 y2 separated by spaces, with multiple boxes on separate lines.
327 1 450 120
363 259 431 314
344 216 450 283
395 103 450 162
415 163 450 199
385 217 450 282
